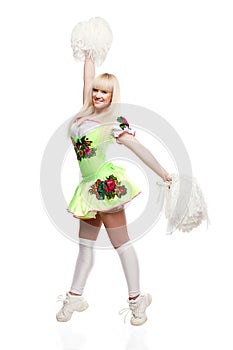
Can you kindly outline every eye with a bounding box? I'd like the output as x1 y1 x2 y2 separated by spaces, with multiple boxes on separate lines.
93 88 98 92
101 90 108 94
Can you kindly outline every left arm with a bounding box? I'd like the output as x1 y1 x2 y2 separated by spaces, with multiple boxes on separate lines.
117 133 172 182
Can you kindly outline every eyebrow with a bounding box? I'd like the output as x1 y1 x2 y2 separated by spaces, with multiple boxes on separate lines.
92 88 112 93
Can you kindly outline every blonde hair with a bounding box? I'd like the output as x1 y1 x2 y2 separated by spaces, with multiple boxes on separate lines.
68 73 120 140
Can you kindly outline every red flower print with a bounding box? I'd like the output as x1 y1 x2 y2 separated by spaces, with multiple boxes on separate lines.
105 179 116 192
89 174 127 200
117 116 130 130
84 148 91 155
71 136 97 161
121 117 129 126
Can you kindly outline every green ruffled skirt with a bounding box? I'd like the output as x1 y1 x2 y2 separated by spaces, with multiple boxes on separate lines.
67 161 141 219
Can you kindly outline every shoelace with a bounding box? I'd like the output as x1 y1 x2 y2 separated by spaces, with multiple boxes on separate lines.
57 294 69 305
118 307 131 323
119 301 139 323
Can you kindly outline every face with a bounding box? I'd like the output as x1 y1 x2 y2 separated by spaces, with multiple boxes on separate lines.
92 88 112 112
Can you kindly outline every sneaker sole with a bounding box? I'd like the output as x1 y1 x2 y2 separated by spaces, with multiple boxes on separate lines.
56 303 89 322
131 316 148 326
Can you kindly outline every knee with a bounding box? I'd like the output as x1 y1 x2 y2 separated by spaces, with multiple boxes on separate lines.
114 238 131 250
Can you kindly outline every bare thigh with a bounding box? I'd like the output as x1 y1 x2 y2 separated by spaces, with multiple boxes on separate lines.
79 213 103 241
99 209 130 249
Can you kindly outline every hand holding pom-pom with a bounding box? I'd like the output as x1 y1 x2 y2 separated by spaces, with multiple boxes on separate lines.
71 17 113 66
164 174 209 233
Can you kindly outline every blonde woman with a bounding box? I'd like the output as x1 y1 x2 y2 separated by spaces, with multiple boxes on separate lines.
56 56 172 326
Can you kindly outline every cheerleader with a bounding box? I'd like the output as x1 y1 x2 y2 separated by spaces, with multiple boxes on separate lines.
56 18 172 326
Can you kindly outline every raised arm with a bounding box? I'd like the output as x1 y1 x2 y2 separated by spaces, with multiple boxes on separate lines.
83 56 95 104
117 133 172 182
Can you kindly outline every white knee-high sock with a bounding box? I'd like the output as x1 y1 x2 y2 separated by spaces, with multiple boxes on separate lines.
70 238 96 295
116 242 141 298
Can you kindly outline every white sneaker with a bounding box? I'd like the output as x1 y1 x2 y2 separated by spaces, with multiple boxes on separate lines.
119 293 152 326
56 292 89 322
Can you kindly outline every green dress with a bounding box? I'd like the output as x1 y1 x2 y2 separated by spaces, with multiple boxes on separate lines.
67 116 141 219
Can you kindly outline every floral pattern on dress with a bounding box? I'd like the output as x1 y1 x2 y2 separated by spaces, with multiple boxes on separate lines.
71 136 97 161
89 174 127 200
117 116 131 130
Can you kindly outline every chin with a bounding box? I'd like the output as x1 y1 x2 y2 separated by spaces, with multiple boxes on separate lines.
95 104 109 111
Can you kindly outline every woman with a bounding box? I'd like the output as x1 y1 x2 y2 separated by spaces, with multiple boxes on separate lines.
56 55 172 326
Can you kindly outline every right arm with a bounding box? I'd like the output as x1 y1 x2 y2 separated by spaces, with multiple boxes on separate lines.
83 56 95 104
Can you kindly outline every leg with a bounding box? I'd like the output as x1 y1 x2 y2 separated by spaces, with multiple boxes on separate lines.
98 208 129 248
99 209 152 326
79 212 103 240
70 213 102 295
99 209 140 298
56 214 102 322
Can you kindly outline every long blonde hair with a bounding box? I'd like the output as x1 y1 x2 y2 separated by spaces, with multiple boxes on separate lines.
68 73 120 141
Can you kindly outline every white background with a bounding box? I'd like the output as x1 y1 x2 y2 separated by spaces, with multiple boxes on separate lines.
1 0 233 349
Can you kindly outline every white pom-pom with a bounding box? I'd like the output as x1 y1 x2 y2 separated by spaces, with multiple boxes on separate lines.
163 174 209 233
71 17 113 66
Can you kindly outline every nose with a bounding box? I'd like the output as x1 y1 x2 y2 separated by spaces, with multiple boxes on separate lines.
96 90 102 98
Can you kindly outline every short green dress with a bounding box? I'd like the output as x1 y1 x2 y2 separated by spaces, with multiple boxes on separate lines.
67 116 141 219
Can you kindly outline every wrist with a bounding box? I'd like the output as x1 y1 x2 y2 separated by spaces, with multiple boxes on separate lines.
84 52 93 61
161 169 167 181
